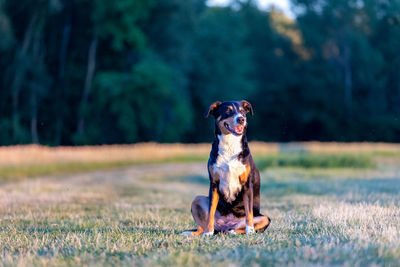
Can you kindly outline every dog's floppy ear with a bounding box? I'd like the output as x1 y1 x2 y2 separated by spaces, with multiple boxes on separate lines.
240 100 254 116
204 101 222 118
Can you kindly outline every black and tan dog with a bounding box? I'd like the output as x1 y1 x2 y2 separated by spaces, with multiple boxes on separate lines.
182 100 270 236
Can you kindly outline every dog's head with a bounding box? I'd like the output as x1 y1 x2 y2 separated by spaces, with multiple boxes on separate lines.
204 100 253 136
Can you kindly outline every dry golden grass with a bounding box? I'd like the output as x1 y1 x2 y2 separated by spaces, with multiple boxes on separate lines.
0 142 398 167
0 142 278 167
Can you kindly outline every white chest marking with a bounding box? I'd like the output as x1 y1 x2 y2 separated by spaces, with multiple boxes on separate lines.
213 134 246 203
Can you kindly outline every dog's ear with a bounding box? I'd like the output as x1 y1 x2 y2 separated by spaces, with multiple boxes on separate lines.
240 100 254 116
204 101 222 118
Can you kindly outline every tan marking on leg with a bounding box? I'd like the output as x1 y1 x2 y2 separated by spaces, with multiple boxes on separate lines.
205 188 219 233
190 225 204 236
247 210 254 226
239 164 251 184
233 228 246 234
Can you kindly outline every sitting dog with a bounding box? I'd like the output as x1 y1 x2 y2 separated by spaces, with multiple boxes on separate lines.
183 100 270 236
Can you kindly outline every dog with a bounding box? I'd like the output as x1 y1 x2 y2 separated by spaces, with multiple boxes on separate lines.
182 100 270 236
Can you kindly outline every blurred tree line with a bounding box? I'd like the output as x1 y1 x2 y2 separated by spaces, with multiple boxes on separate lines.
0 0 400 145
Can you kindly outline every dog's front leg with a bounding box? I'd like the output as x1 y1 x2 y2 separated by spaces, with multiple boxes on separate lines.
203 187 219 236
244 182 255 234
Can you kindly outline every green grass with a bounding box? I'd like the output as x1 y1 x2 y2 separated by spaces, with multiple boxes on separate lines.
1 156 400 266
256 153 374 170
373 151 400 158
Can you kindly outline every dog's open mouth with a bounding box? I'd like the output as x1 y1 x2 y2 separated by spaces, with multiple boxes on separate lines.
224 122 244 135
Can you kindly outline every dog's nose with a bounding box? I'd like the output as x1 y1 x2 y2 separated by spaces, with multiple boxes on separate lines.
237 117 245 125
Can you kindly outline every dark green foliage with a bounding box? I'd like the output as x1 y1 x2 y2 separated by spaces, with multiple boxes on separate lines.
85 59 192 144
0 0 400 145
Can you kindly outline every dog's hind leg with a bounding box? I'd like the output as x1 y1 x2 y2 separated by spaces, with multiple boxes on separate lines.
181 196 209 236
231 215 271 234
257 216 271 233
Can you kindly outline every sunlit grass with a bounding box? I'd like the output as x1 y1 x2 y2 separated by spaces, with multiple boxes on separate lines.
1 143 400 266
1 154 400 266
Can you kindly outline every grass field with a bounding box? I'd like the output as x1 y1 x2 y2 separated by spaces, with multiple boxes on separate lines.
1 143 400 266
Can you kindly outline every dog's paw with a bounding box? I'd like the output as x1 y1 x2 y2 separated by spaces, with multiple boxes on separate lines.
202 232 214 237
245 225 255 235
228 229 238 235
181 231 193 237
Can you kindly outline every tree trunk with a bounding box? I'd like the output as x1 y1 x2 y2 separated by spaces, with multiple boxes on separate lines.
343 44 352 113
30 89 39 144
29 17 45 144
10 14 37 142
55 17 71 145
76 37 98 136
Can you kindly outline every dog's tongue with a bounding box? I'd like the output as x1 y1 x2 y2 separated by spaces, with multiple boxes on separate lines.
234 126 243 133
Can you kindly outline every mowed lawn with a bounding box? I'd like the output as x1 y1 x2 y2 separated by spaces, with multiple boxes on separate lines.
1 147 400 266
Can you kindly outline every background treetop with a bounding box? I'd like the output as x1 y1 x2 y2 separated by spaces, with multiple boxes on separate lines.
1 0 399 145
